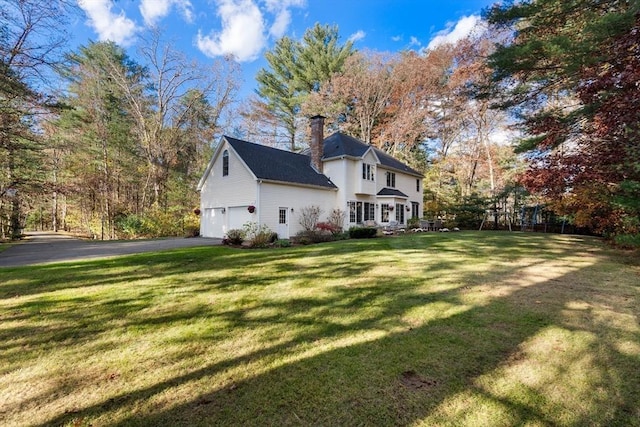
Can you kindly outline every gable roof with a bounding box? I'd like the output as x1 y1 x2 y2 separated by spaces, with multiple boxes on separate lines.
225 136 337 189
322 132 423 177
322 132 370 159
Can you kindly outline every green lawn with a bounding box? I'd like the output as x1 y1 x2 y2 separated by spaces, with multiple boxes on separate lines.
1 232 638 426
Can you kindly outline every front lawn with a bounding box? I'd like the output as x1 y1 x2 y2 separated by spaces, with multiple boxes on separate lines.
1 232 638 426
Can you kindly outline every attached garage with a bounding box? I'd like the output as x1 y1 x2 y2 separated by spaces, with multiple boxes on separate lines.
228 206 253 231
201 207 225 238
201 206 255 238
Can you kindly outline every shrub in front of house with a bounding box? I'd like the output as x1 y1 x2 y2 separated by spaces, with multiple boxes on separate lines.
326 208 345 234
293 229 333 245
250 232 274 248
223 229 245 245
274 239 291 248
316 221 341 235
242 222 274 248
407 217 420 229
299 205 323 231
348 226 377 239
293 232 312 245
333 231 350 240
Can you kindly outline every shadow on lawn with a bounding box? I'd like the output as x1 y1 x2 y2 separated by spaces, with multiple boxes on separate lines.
4 233 638 426
25 234 640 426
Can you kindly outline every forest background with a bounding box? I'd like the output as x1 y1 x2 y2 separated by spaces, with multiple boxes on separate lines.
1 0 639 246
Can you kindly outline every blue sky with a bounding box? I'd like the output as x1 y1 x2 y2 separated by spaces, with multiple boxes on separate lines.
73 0 497 99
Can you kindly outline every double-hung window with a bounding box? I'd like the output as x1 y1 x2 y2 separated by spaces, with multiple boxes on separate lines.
362 163 375 181
386 171 396 187
411 202 420 219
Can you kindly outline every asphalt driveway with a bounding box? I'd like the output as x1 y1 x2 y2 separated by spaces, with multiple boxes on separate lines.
0 232 222 268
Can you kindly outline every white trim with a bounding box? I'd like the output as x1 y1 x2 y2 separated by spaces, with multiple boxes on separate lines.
197 137 226 191
362 146 381 164
258 178 337 191
197 136 259 191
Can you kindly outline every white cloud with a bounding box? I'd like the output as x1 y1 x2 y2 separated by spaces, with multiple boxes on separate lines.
391 35 402 42
427 15 482 50
265 0 305 38
409 36 421 47
77 0 138 45
140 0 170 25
269 8 292 38
263 0 306 13
349 30 366 43
140 0 194 26
197 0 305 62
197 0 266 62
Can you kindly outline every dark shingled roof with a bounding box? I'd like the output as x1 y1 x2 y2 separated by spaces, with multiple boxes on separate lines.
322 132 369 159
322 132 422 177
377 188 408 197
225 136 337 189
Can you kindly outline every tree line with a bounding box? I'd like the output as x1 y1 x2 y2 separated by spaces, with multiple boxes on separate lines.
487 0 640 245
1 0 638 244
1 1 239 239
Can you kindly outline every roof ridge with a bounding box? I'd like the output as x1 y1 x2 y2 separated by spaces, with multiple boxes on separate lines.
224 135 308 157
224 135 336 189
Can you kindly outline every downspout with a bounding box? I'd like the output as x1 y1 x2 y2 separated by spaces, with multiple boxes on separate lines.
257 180 262 228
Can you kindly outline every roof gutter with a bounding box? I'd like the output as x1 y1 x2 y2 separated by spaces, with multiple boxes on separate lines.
258 178 338 191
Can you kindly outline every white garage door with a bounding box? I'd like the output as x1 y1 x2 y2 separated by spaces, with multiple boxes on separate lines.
201 208 225 238
228 206 253 231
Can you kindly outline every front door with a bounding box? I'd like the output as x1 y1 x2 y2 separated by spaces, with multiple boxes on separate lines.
277 207 289 239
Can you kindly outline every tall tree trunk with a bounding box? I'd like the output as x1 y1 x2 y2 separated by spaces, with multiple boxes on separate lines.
7 144 21 239
52 166 58 232
61 194 67 231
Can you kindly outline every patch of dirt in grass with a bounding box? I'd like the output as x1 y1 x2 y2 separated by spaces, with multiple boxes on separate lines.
400 370 438 391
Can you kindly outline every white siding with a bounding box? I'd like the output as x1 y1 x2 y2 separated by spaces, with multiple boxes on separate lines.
323 157 361 228
375 166 423 223
356 151 378 195
199 141 257 237
323 158 350 212
313 154 423 227
259 182 337 237
395 171 423 218
199 136 423 237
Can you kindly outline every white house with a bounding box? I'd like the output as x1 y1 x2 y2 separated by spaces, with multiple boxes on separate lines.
197 116 423 239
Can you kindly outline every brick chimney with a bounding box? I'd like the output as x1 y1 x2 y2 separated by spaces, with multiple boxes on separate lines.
309 115 325 173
